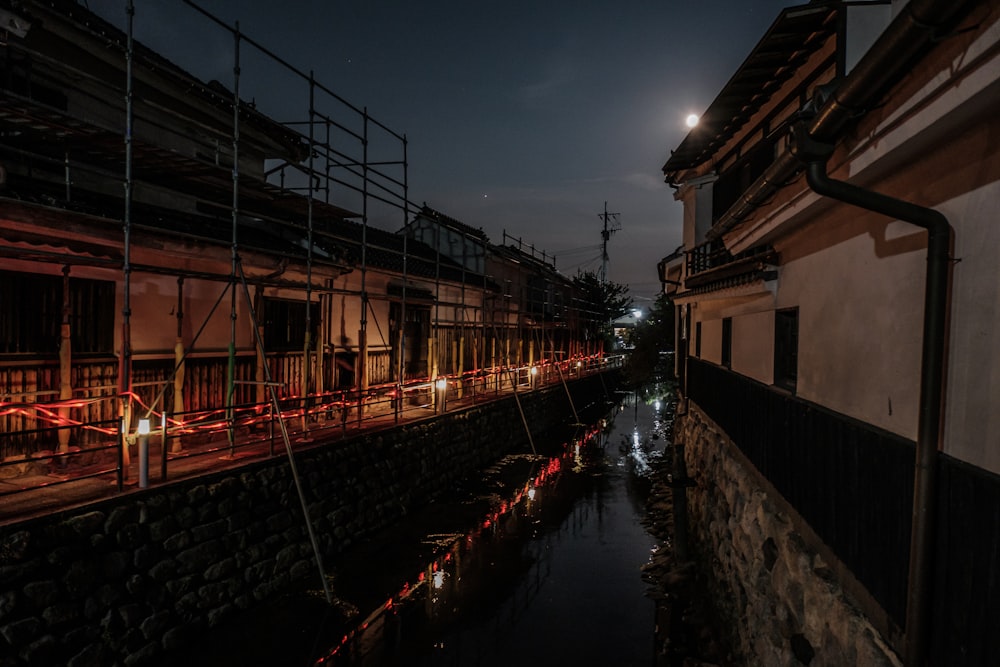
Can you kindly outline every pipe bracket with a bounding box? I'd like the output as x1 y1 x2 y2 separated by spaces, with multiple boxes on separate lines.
788 122 835 164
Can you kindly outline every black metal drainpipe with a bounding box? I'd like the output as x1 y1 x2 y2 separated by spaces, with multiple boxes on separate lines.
802 158 952 667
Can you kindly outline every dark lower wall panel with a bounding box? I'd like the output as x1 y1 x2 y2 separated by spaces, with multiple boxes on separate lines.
688 357 1000 666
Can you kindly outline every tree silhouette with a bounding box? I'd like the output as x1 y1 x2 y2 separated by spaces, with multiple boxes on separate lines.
572 270 632 347
625 292 675 386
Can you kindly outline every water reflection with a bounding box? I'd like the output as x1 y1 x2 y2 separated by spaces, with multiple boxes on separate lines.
319 393 672 667
153 390 677 667
318 426 598 665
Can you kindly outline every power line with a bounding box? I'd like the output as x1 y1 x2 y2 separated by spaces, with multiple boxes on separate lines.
561 254 604 274
550 243 603 257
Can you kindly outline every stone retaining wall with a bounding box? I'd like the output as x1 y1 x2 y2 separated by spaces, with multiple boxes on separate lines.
679 405 901 667
0 374 613 666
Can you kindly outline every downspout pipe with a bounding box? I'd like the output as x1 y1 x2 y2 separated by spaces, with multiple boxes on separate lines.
792 129 952 667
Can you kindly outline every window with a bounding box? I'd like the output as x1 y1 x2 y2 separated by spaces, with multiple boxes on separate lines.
0 270 114 356
774 308 799 392
695 321 702 358
712 138 777 222
722 317 732 369
261 298 319 352
70 277 115 355
390 302 430 378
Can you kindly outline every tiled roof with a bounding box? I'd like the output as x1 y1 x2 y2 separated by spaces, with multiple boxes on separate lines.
662 2 838 177
413 205 491 242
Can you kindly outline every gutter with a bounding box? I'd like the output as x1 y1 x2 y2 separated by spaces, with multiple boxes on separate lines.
707 0 974 242
695 0 974 663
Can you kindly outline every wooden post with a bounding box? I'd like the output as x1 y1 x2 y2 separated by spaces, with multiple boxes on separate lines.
457 334 465 399
58 267 72 454
358 323 368 417
428 337 437 408
317 290 328 403
490 337 497 393
302 330 311 434
172 277 185 453
253 285 265 411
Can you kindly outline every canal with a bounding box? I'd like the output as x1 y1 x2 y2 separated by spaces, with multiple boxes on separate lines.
157 390 674 666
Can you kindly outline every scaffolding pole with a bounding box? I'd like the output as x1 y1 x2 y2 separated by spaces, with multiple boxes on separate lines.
357 109 369 425
396 135 409 423
303 71 316 440
118 0 136 488
225 21 242 457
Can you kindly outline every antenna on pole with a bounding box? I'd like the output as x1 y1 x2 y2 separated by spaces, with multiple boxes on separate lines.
599 201 620 284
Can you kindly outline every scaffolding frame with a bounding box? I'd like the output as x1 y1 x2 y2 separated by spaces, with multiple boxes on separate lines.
0 0 614 488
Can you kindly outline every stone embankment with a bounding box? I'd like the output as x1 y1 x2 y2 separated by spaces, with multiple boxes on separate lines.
675 405 901 667
642 407 734 666
0 374 614 666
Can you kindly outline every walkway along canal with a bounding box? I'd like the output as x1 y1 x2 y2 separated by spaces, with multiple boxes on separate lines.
149 387 680 666
0 374 645 665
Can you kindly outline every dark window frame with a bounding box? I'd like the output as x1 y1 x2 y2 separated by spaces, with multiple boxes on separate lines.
721 317 733 369
389 302 431 378
261 297 319 352
774 307 799 392
712 137 777 223
0 270 114 357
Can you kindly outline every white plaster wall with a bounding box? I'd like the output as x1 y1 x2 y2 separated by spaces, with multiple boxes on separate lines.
679 186 698 253
330 273 365 350
125 274 253 356
774 218 925 441
942 180 1000 474
365 289 394 354
699 317 723 366
731 310 774 385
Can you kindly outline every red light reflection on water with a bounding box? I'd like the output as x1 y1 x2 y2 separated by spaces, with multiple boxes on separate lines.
315 425 603 665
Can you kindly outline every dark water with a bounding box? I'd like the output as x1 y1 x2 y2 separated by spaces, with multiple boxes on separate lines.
164 393 673 667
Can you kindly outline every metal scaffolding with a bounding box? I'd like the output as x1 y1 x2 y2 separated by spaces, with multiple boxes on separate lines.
0 0 615 504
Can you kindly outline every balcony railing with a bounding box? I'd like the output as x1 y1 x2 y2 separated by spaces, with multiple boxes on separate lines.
684 240 777 289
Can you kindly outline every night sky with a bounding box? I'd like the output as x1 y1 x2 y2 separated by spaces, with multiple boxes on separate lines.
85 0 802 301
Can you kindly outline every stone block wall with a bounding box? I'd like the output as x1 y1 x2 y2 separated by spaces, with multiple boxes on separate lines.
678 405 901 667
0 374 612 666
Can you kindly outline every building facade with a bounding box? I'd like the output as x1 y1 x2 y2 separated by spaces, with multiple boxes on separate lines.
0 2 595 476
405 205 596 373
662 1 999 664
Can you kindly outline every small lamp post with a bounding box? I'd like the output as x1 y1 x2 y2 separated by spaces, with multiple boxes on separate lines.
137 418 151 489
435 378 447 414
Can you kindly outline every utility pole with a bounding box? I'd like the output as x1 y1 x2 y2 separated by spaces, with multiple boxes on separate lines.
599 201 620 284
